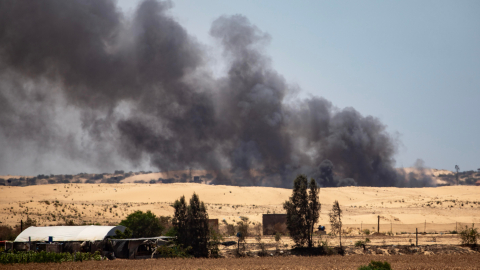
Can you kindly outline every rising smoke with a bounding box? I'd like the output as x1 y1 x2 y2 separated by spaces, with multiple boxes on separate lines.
0 0 434 187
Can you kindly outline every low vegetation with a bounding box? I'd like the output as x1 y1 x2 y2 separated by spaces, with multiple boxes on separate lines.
355 238 371 247
358 260 392 270
460 224 479 245
0 251 102 264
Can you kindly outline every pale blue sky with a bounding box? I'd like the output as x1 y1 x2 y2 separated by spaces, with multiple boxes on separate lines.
119 0 480 172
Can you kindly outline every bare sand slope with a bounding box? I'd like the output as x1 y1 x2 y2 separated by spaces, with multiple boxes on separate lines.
1 184 479 233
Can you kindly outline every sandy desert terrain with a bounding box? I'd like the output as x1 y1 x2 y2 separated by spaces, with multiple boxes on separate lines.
1 183 479 235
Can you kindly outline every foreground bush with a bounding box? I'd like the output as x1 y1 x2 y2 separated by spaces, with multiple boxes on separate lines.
0 251 102 264
358 260 392 270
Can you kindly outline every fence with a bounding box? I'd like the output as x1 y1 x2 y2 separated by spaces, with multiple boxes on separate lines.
318 222 475 235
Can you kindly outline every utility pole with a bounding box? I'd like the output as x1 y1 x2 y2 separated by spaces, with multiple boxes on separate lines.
377 215 380 233
416 228 418 246
455 165 460 185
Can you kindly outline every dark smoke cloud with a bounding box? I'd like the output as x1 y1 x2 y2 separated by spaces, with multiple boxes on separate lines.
0 0 433 187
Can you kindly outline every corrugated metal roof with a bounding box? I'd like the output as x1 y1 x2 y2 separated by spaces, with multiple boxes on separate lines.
15 225 126 242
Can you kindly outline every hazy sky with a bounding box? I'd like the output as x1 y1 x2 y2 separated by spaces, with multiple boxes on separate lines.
116 0 480 172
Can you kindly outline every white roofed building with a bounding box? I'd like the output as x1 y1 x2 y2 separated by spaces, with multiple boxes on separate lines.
15 225 126 242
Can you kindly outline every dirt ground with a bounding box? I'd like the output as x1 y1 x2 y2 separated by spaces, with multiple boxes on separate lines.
2 254 480 270
220 233 473 254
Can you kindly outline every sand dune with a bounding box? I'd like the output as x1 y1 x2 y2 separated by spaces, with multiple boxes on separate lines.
1 183 479 234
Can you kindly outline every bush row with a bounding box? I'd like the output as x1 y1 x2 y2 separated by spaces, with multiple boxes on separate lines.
0 251 102 264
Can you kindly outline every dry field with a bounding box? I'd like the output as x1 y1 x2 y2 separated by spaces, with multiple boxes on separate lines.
2 255 480 269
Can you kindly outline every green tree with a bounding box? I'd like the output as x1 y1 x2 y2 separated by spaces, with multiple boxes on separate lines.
329 200 342 248
112 227 133 239
0 225 20 241
119 210 164 238
187 193 210 257
208 228 223 258
283 175 321 248
307 178 320 247
236 216 249 253
172 196 188 247
172 193 210 257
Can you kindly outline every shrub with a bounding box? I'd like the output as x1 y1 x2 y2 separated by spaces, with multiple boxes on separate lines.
153 244 191 258
258 242 267 256
225 224 235 236
459 225 479 245
317 238 335 255
363 229 371 235
208 228 223 258
237 216 249 241
275 232 282 242
355 238 371 247
0 251 102 264
358 260 392 270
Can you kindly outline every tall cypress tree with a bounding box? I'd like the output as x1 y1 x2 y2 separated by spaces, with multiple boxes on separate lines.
283 174 321 248
307 178 320 247
329 200 342 248
173 193 210 257
187 193 209 257
172 195 188 248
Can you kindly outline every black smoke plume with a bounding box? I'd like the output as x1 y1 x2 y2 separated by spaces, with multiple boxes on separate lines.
0 0 433 187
